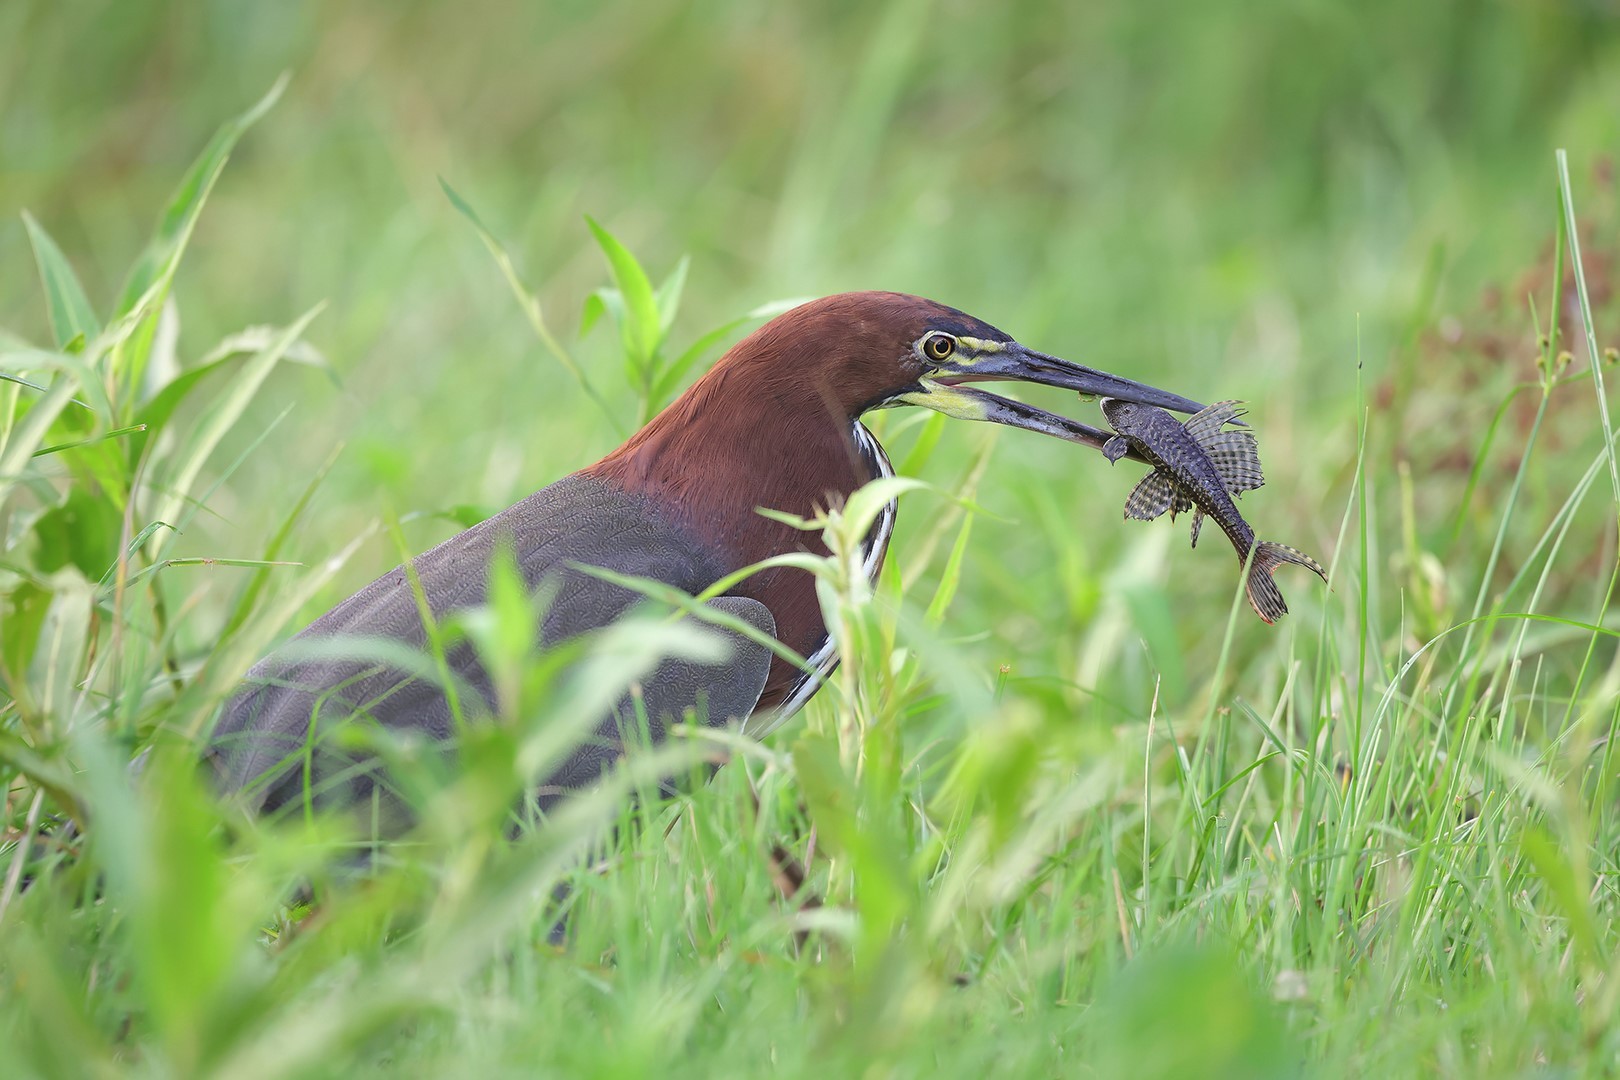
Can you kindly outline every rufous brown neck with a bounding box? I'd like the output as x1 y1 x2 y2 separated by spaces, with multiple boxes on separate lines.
583 336 880 707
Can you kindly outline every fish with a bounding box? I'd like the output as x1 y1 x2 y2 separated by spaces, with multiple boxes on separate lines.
1099 397 1326 623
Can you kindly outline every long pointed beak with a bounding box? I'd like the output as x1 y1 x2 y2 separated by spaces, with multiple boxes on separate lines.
946 344 1208 415
891 342 1207 461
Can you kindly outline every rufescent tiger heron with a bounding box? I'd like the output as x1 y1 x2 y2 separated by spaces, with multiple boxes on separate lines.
210 292 1205 819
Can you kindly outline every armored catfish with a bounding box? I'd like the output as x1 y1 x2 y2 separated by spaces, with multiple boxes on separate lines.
1099 398 1326 623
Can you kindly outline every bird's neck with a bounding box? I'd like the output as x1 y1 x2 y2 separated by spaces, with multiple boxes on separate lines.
583 362 873 566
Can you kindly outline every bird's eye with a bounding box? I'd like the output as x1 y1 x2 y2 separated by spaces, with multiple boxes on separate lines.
923 333 956 362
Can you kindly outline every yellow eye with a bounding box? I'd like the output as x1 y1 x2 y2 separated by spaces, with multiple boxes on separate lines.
924 333 956 362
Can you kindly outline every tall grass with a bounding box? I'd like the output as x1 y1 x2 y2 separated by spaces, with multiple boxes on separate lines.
3 48 1620 1080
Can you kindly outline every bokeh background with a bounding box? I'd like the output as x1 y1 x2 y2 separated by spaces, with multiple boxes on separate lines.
7 5 1618 660
6 2 1620 1073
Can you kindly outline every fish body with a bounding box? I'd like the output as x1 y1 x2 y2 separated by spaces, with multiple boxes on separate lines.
1100 398 1326 623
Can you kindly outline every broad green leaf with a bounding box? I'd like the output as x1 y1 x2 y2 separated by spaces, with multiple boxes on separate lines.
584 216 661 368
841 475 929 542
33 487 122 579
21 211 100 349
112 75 288 320
0 581 52 691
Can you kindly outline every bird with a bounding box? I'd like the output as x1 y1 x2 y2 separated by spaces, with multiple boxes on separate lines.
209 291 1204 822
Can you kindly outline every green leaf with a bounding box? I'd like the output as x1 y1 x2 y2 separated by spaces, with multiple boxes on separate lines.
0 348 113 419
107 75 288 403
129 323 326 462
440 179 622 435
584 216 661 368
923 509 973 628
26 570 93 728
841 475 929 542
21 212 101 349
145 304 324 559
30 423 145 459
649 298 804 406
1521 826 1601 969
32 487 122 579
1 581 52 689
655 255 690 337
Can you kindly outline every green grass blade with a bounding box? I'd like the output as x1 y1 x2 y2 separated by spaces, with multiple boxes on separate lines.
439 179 623 436
584 215 661 368
145 304 323 558
20 212 100 349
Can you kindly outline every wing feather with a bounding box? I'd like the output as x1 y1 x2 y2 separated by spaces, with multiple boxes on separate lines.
211 475 775 820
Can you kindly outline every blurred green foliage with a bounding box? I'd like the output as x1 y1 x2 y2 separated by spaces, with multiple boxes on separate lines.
3 0 1620 1076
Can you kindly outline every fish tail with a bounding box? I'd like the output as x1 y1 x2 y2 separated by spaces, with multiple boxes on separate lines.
1245 542 1329 624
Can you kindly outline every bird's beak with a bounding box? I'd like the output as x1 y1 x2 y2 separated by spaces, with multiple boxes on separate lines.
892 342 1206 457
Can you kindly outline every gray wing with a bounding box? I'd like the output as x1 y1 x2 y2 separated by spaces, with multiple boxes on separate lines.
210 474 774 820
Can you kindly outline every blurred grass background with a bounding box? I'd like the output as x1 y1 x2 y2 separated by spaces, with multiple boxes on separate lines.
5 0 1620 1075
8 0 1619 684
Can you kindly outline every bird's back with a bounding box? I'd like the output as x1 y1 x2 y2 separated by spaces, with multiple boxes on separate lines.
210 473 774 818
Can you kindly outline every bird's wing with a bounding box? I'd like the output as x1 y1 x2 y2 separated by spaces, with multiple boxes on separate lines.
211 475 775 818
1124 470 1178 520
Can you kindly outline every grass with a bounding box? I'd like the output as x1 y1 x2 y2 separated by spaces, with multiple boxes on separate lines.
4 2 1620 1075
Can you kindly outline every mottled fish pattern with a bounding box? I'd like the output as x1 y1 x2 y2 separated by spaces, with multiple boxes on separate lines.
1100 398 1326 623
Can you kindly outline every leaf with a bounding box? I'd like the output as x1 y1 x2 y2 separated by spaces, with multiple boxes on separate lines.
649 297 805 406
0 348 113 419
21 212 101 349
213 449 338 642
27 570 94 728
111 75 288 321
655 255 690 337
32 487 122 579
584 216 661 369
130 322 327 461
840 475 929 543
30 423 146 458
145 304 324 559
1 581 52 690
0 377 82 504
106 74 288 403
440 179 621 434
923 509 973 628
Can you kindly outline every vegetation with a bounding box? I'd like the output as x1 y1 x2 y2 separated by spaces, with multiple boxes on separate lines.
3 2 1620 1075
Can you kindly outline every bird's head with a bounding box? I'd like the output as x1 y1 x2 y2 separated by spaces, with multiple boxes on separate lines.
733 292 1204 454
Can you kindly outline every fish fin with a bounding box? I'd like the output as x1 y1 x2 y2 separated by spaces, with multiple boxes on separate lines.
1201 431 1265 494
1182 399 1248 445
1103 435 1130 463
1245 541 1329 624
1124 471 1176 520
1190 509 1204 547
1170 487 1195 517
